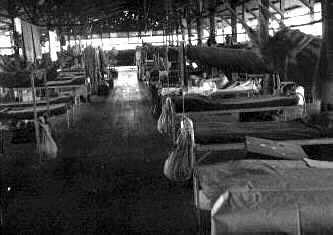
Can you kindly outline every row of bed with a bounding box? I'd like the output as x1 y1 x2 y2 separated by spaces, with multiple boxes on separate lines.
0 68 89 153
0 68 88 122
150 46 333 234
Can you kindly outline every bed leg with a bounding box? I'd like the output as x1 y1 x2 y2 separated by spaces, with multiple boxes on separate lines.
72 105 75 125
77 96 81 117
0 129 4 154
193 170 202 234
192 147 201 234
66 109 70 128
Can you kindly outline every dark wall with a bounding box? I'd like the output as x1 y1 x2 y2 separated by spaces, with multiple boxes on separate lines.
115 50 136 66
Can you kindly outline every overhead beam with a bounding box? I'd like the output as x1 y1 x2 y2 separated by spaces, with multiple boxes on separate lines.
256 0 286 27
298 0 314 12
223 1 260 46
221 17 231 27
269 1 284 18
245 6 258 19
309 0 315 20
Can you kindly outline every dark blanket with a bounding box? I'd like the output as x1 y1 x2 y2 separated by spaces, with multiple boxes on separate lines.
194 120 324 144
172 95 298 113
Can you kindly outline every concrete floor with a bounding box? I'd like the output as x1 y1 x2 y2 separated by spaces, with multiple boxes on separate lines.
4 68 196 234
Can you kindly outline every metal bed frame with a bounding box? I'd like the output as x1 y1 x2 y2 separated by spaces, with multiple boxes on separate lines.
185 116 333 234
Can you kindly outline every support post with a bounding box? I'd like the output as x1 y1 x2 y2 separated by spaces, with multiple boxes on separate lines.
196 17 202 46
259 0 270 45
180 16 186 42
269 2 284 18
322 0 333 121
258 0 285 28
208 9 216 45
187 18 192 45
298 0 314 11
225 2 260 45
280 0 285 21
44 70 50 117
31 72 41 160
309 0 315 21
180 41 185 87
231 3 237 43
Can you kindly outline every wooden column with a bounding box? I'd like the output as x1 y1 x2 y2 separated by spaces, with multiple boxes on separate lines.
196 17 202 46
11 19 20 56
209 9 216 42
231 3 237 43
322 0 333 115
187 18 192 45
7 1 20 56
259 0 269 45
180 17 186 42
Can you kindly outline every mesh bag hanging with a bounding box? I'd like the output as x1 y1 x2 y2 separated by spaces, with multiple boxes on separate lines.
163 117 194 181
157 97 174 135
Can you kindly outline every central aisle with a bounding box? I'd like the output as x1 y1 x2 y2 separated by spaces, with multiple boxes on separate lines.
57 67 196 234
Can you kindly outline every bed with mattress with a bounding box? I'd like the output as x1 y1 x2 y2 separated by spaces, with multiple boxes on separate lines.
0 95 73 108
46 76 86 87
47 72 88 101
172 94 299 113
158 93 302 143
160 80 259 99
0 103 68 120
198 159 333 235
193 120 325 145
165 114 333 234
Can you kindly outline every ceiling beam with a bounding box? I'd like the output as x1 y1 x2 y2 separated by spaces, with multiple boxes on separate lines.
222 16 231 26
269 1 284 18
223 1 260 45
256 0 285 27
297 0 314 12
245 6 258 19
